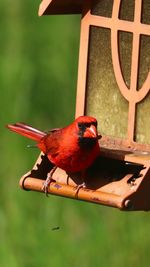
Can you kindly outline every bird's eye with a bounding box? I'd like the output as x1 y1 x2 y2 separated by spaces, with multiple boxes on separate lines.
84 123 91 127
78 122 86 132
78 122 97 129
78 122 83 129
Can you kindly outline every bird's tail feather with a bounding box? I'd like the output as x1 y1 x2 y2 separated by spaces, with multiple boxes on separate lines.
7 122 45 142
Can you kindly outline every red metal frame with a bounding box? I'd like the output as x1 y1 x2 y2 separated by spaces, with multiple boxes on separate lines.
75 0 150 152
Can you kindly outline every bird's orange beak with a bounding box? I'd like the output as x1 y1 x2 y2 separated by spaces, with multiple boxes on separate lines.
84 125 98 138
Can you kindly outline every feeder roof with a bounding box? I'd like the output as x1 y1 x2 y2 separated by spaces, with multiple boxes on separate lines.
39 0 83 16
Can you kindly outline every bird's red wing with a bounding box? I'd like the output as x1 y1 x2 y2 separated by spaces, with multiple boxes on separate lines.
38 128 63 156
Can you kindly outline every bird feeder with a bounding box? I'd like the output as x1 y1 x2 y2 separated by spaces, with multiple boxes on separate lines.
20 0 150 211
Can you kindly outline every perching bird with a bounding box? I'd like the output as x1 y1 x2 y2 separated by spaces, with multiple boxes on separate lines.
7 116 101 194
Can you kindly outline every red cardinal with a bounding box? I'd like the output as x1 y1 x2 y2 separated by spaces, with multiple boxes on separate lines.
7 116 101 193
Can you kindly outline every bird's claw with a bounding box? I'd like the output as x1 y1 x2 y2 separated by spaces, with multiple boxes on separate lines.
42 180 50 197
42 177 56 197
76 182 86 190
75 182 86 197
42 166 57 196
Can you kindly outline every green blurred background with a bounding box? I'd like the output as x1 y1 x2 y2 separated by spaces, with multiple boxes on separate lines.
1 1 150 266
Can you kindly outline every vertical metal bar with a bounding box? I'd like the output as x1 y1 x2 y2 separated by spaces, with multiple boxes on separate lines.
75 0 91 117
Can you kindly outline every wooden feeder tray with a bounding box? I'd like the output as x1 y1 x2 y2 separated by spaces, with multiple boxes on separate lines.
20 142 150 211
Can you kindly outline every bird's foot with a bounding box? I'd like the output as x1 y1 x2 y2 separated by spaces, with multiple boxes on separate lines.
42 178 55 197
76 182 86 190
75 182 86 197
42 166 57 196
